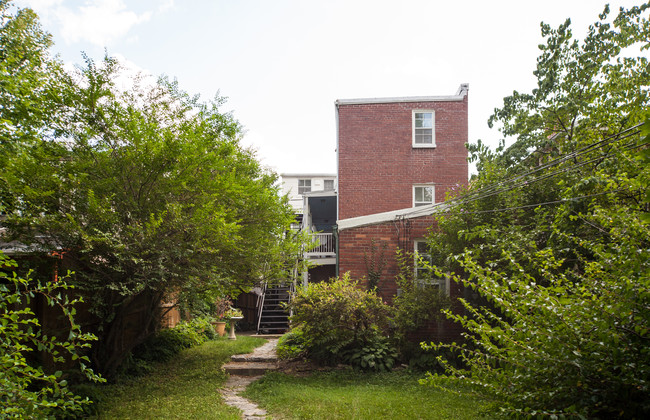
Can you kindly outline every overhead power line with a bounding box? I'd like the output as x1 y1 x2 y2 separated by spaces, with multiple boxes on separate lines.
399 123 644 219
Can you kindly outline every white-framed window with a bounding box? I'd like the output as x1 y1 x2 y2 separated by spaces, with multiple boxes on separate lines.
413 185 434 207
324 179 334 191
414 239 449 295
298 179 311 194
412 110 435 147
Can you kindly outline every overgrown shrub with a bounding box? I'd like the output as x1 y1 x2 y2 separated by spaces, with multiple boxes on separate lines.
288 273 395 371
391 249 450 346
120 317 217 377
276 327 311 360
0 253 104 418
343 334 397 372
423 207 650 418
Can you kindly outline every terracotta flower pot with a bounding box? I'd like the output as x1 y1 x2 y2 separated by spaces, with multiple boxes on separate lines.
212 321 226 337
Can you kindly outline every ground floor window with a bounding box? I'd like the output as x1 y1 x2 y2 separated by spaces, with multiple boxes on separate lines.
414 239 449 295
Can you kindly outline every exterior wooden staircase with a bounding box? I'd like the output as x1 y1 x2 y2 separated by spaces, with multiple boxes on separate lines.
256 283 293 334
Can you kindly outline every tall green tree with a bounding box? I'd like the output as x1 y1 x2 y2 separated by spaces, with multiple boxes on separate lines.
1 4 304 377
423 3 650 418
0 0 66 213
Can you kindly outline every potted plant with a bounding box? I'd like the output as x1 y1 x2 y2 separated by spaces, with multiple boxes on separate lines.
224 307 244 340
212 297 231 337
224 307 243 320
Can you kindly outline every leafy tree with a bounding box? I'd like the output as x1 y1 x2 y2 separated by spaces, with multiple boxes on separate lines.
1 4 305 378
0 252 103 418
0 0 66 213
422 3 650 418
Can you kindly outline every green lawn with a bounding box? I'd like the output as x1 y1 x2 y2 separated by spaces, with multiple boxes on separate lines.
91 336 266 419
89 337 489 419
244 369 491 420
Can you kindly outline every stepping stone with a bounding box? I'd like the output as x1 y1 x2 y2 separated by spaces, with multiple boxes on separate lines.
221 338 280 418
222 338 279 376
221 376 268 419
223 361 278 376
230 353 277 363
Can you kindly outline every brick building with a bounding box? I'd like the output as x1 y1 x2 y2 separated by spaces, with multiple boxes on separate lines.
335 84 469 341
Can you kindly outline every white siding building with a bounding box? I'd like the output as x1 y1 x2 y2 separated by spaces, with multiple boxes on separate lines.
280 173 337 212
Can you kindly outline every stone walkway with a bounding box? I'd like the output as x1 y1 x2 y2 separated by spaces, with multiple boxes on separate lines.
221 338 279 420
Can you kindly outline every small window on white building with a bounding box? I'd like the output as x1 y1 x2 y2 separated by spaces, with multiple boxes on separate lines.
324 179 334 191
413 110 435 147
413 185 434 207
298 179 311 194
414 240 449 295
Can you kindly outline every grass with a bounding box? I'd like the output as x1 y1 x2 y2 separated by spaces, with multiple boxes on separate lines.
244 369 491 419
86 337 490 419
89 336 266 419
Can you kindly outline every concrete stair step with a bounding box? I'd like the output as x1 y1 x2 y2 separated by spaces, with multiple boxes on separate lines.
222 361 278 376
231 353 277 363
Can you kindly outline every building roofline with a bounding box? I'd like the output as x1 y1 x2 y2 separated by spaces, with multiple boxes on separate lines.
303 190 337 198
335 83 468 106
280 173 337 178
337 202 449 231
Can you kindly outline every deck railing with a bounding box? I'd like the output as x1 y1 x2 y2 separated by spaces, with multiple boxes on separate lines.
305 232 335 256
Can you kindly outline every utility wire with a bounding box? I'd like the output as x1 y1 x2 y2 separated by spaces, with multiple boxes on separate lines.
398 123 644 219
441 189 626 216
450 125 643 207
456 138 648 206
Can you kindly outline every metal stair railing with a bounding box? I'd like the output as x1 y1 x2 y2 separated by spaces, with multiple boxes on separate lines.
256 282 267 334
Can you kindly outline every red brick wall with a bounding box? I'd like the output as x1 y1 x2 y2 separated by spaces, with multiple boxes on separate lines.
337 216 465 343
338 216 436 302
337 98 468 220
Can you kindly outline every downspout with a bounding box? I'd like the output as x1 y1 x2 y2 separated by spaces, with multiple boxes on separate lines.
335 100 340 277
333 224 339 278
335 100 340 222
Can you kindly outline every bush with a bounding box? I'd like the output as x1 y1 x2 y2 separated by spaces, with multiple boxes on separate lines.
276 327 311 360
423 207 650 418
0 253 104 418
289 273 395 370
391 249 450 345
344 334 397 372
121 317 217 377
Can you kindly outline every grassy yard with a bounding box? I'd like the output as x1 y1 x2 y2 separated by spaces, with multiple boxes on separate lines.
90 336 266 419
244 369 491 419
88 337 489 419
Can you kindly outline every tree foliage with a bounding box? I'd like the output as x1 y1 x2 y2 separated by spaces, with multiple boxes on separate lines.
0 2 304 378
422 3 650 418
391 249 450 343
0 252 103 418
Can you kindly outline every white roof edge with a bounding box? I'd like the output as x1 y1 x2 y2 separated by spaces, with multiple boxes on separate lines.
336 83 469 106
280 173 337 178
337 202 449 231
303 190 337 198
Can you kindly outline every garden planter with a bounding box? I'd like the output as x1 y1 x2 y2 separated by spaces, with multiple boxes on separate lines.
213 321 226 337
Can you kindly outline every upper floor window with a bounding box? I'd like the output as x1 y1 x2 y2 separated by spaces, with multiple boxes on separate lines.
298 179 311 194
412 110 435 147
324 179 334 191
413 185 434 207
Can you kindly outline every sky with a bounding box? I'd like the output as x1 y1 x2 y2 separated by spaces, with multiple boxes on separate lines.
13 0 646 176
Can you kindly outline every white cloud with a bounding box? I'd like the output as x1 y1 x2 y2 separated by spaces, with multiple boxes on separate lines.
15 0 165 47
157 0 174 14
56 0 151 46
